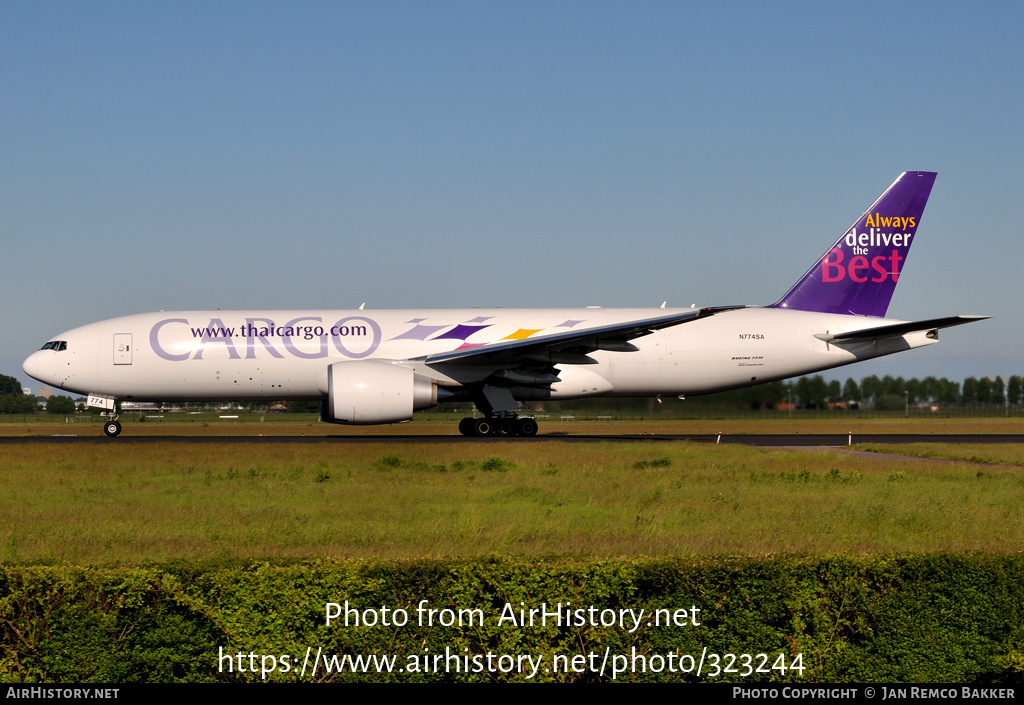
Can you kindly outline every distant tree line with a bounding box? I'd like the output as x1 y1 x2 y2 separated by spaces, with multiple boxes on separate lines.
536 374 1024 414
0 374 38 414
0 373 77 415
782 374 1022 411
680 374 1024 411
5 372 1023 416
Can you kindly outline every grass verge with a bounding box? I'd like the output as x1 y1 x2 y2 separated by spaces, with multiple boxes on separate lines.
3 441 1023 562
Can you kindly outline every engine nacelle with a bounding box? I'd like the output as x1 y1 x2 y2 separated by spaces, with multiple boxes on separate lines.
322 360 437 425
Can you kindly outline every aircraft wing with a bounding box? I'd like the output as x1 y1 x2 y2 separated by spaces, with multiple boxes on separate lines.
418 306 732 368
815 315 990 343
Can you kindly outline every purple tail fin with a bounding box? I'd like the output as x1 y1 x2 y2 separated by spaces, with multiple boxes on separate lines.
770 171 937 317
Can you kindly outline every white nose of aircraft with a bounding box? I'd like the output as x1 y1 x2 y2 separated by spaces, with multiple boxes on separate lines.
23 350 60 387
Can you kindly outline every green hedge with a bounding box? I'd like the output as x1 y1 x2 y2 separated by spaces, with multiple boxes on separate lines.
2 556 1022 683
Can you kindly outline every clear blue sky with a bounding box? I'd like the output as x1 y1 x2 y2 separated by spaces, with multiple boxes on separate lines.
2 1 1020 390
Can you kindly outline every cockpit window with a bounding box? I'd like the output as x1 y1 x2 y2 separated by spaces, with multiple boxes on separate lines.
40 341 67 351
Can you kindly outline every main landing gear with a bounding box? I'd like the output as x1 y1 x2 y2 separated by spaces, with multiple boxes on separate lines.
458 413 538 437
103 416 122 437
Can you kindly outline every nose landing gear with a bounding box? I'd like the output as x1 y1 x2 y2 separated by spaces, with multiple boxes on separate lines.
103 416 122 437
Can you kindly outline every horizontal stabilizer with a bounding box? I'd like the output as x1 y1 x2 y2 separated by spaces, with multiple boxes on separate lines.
814 315 989 343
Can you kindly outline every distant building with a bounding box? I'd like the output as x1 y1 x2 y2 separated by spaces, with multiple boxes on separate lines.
39 386 52 399
121 401 163 413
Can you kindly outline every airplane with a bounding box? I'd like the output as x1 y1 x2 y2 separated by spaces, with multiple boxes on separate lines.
23 171 986 438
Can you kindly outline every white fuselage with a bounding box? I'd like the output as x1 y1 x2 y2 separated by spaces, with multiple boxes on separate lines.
22 306 932 403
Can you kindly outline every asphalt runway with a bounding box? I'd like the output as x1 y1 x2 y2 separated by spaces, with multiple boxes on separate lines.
3 433 1024 445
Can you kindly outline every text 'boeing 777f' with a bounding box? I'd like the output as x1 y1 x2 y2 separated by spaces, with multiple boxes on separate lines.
24 171 986 437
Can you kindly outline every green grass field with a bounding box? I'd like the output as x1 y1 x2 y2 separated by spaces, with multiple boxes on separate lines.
3 438 1023 563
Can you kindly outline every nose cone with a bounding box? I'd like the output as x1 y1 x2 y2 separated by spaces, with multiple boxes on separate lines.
23 350 56 386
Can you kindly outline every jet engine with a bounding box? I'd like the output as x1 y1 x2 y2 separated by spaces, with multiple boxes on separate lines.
322 360 437 424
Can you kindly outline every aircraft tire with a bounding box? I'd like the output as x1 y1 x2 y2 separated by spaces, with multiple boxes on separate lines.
516 418 538 436
495 419 516 437
473 418 493 437
103 420 122 437
458 417 476 436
